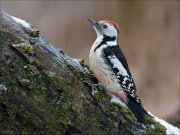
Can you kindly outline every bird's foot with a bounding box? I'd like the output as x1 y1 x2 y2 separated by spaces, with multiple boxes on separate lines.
83 81 103 95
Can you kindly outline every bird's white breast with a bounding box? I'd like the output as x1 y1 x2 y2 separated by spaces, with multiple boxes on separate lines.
89 41 122 93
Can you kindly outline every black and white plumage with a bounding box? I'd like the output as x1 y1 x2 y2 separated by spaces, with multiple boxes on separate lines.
88 19 149 124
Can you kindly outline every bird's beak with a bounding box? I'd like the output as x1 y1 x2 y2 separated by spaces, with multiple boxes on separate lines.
88 18 100 29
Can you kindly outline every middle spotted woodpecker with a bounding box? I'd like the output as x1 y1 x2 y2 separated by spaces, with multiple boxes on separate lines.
88 19 150 124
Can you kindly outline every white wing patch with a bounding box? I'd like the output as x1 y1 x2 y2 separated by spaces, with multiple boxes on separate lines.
122 77 128 84
108 55 128 76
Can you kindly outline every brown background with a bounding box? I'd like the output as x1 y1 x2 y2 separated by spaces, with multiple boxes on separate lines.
1 1 179 120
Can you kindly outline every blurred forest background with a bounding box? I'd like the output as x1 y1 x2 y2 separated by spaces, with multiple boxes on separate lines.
1 1 179 122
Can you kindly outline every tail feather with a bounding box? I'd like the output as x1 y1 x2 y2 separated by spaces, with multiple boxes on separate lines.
127 95 150 124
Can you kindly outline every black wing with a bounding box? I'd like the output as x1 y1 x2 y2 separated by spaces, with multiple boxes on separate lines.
102 45 141 103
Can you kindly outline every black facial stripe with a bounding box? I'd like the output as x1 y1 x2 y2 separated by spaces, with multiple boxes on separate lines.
94 35 116 52
102 47 114 69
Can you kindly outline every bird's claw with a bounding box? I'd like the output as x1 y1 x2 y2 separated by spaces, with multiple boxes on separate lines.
83 81 103 91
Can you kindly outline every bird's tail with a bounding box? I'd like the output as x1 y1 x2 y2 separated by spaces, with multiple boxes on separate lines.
127 95 150 124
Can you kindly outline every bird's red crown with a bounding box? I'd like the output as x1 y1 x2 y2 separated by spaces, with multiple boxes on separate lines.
99 20 120 31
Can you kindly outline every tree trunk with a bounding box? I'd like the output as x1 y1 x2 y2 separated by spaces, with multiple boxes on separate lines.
0 11 166 135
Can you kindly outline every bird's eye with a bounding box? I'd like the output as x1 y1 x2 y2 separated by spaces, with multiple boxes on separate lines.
103 24 107 28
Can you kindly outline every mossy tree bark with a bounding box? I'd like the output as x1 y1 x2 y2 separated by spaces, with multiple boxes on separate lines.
0 11 166 135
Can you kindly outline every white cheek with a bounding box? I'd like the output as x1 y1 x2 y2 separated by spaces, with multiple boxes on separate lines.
104 29 117 37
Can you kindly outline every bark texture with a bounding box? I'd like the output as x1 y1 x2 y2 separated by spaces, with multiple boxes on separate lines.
0 11 166 135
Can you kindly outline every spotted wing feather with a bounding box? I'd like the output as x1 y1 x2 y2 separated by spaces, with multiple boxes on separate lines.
103 45 141 103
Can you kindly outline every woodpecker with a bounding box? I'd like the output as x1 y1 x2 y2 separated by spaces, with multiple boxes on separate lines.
88 19 149 124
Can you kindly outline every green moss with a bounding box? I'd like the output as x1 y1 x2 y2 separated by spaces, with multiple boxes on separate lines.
154 123 166 134
0 62 18 90
5 104 44 133
29 27 39 37
79 59 91 71
10 64 48 96
47 71 64 91
93 89 112 108
20 44 34 55
78 112 88 122
45 125 57 134
48 103 72 126
112 102 133 116
65 62 90 81
79 59 85 66
17 66 35 88
95 89 108 99
36 86 47 94
146 115 167 134
12 43 34 56
19 78 32 89
94 89 133 118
